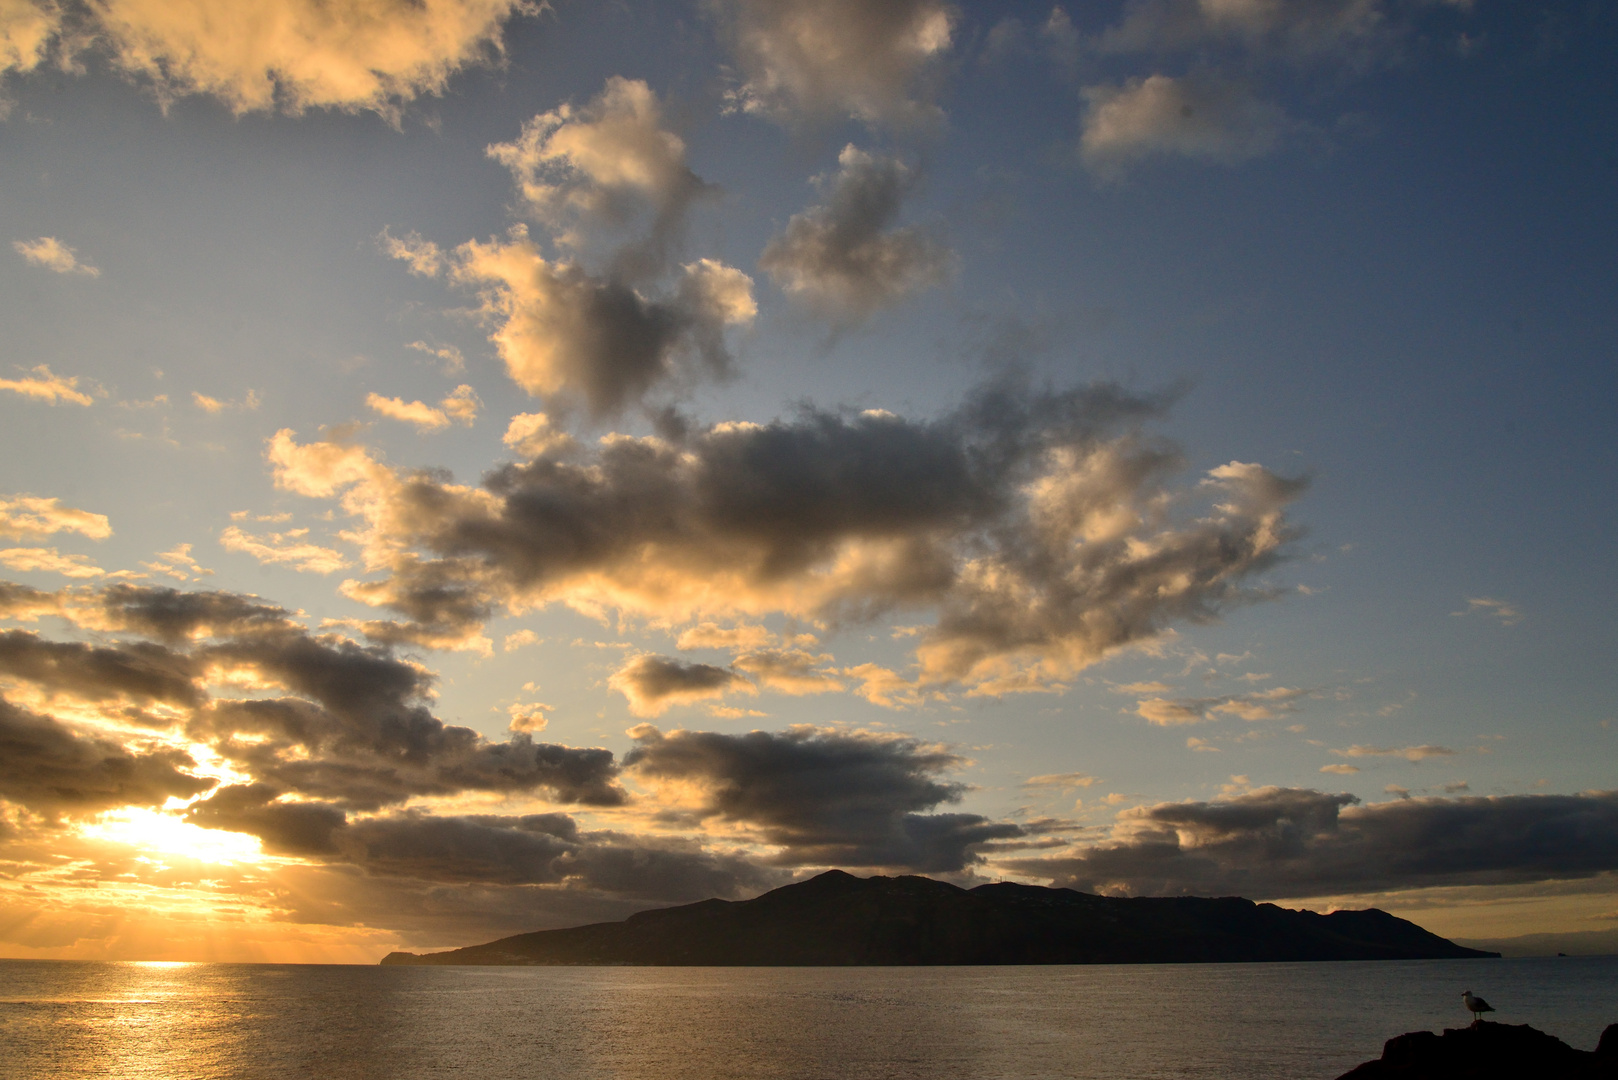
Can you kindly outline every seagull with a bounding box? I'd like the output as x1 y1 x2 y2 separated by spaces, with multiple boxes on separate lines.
1462 991 1495 1023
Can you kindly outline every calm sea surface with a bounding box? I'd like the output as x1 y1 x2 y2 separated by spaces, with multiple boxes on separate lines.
1 957 1613 1079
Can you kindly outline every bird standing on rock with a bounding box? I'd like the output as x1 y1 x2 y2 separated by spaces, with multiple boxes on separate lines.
1463 991 1495 1023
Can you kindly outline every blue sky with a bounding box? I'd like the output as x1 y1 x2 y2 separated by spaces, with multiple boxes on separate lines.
0 0 1614 961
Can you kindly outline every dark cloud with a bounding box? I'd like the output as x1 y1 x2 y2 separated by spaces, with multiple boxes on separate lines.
487 77 715 282
0 629 203 709
340 811 579 884
624 725 1020 872
609 653 751 716
0 699 210 819
0 582 625 811
274 376 1307 695
730 648 841 694
186 786 783 906
190 697 625 811
759 145 951 322
0 581 59 620
95 583 300 642
388 233 757 419
1003 787 1618 899
186 783 348 855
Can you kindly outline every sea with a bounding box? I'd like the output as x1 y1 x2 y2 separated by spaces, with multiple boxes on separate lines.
1 956 1613 1079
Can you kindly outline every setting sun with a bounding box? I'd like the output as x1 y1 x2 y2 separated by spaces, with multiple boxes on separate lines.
81 809 266 866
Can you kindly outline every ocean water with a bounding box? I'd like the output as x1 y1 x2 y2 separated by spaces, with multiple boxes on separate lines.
1 957 1613 1080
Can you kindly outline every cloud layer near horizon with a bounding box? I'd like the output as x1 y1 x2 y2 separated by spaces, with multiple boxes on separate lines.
1004 786 1618 900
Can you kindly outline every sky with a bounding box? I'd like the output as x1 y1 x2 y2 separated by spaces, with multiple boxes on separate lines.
0 0 1614 963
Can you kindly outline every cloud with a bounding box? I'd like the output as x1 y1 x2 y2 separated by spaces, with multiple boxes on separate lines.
1134 686 1306 725
1332 744 1456 762
188 634 627 809
676 622 774 652
399 227 755 416
219 526 350 575
0 698 211 822
1097 0 1399 63
0 547 107 579
502 628 539 651
713 0 956 128
393 81 753 416
502 412 577 459
86 0 536 118
13 237 99 277
624 724 1020 872
731 648 842 695
1453 596 1522 626
1080 75 1291 178
366 384 480 432
439 384 481 425
141 543 213 582
506 701 550 733
1320 763 1359 775
1022 772 1102 788
1002 787 1618 900
0 365 93 406
406 340 465 373
486 77 709 273
191 390 260 413
0 1 60 77
0 496 111 541
0 628 204 712
184 790 785 905
88 583 301 642
609 653 752 717
0 582 628 813
759 145 951 324
266 376 1305 695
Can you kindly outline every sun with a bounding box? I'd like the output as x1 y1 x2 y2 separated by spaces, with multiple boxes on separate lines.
80 808 266 866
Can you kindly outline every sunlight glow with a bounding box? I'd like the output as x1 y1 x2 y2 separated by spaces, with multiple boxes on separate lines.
80 808 266 866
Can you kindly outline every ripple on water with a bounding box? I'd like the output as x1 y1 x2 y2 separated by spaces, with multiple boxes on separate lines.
1 957 1614 1080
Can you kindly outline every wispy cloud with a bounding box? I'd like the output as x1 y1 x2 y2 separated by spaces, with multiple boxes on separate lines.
1022 773 1102 789
1002 786 1618 901
0 496 111 541
219 526 350 575
1332 744 1457 762
0 546 107 578
13 237 99 276
0 365 93 406
1453 596 1523 626
760 145 951 324
192 390 262 413
1135 686 1307 726
365 385 480 432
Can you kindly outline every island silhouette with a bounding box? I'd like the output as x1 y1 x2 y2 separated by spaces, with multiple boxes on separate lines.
382 869 1497 966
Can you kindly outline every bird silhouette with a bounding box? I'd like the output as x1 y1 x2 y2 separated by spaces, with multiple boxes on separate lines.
1462 990 1495 1023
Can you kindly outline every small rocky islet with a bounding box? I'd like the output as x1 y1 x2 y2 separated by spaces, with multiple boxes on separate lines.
1335 1020 1618 1079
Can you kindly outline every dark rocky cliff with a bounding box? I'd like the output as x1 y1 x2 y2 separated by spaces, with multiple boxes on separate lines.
1336 1021 1618 1079
381 869 1498 966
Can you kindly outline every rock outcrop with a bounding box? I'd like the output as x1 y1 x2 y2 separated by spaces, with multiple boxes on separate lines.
1336 1021 1618 1079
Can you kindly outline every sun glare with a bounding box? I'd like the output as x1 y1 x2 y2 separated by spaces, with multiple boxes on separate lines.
81 808 266 865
